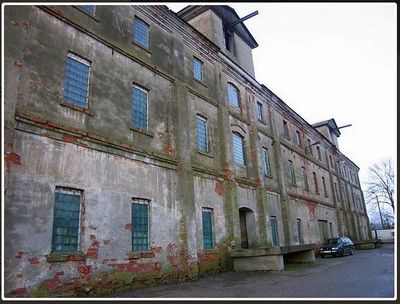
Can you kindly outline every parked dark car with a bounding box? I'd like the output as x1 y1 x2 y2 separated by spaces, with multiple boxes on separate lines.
319 237 355 258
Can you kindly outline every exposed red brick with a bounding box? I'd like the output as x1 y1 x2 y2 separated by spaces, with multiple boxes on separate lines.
215 180 224 196
13 60 23 68
255 176 262 188
151 246 162 254
10 287 27 297
86 240 100 259
125 223 132 230
15 251 25 259
45 276 61 290
78 264 92 275
28 257 40 265
62 134 76 144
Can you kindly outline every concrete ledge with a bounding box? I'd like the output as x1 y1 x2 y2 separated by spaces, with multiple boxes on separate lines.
229 244 315 271
354 239 382 249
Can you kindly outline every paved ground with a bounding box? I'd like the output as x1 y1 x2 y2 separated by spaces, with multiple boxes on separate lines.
115 243 395 299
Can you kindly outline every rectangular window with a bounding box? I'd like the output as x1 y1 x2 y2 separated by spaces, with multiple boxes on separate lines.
297 219 303 244
256 102 264 122
302 166 309 191
283 120 289 138
193 57 203 82
262 147 271 176
317 146 322 161
133 17 149 49
202 208 214 250
307 139 313 156
334 182 339 201
131 85 148 130
270 216 279 246
63 53 90 108
322 176 328 197
196 115 208 152
318 220 328 243
288 160 296 185
296 130 302 146
232 132 245 165
329 155 333 168
227 83 240 108
132 198 149 252
80 5 95 15
313 172 319 194
51 187 81 252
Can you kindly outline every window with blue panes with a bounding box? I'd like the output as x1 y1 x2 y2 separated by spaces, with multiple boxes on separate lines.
202 208 214 250
51 187 81 252
132 199 149 252
63 53 90 108
80 5 95 15
262 147 271 176
131 86 148 130
193 57 203 81
227 83 240 108
196 115 208 152
232 132 245 165
133 17 149 49
270 216 279 246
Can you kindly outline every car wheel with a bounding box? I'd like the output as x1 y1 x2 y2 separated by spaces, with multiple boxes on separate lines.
349 248 354 255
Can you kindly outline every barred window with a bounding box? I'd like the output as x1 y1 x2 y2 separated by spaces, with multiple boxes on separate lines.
132 198 149 252
202 208 214 250
232 132 245 165
63 53 90 108
227 83 240 108
131 85 148 130
133 17 149 49
193 57 203 82
196 115 208 152
51 187 82 252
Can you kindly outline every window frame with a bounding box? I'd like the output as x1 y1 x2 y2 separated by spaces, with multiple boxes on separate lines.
131 84 149 131
317 146 322 161
256 101 264 123
132 16 149 49
51 187 82 253
227 83 240 109
288 160 296 185
193 57 203 82
313 172 319 194
270 216 279 246
63 52 91 109
296 130 302 146
297 218 303 244
283 120 290 139
302 166 309 191
232 132 245 166
196 114 209 153
131 198 150 252
322 176 328 197
262 147 271 177
202 207 214 250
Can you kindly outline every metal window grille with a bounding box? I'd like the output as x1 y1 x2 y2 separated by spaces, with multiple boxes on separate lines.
288 160 296 185
256 102 263 121
193 57 203 81
196 115 208 152
297 219 303 244
63 53 90 108
131 86 148 130
227 83 240 108
263 148 271 176
270 216 279 246
51 188 81 252
232 132 245 165
132 199 149 252
80 5 95 15
133 17 149 48
202 208 213 250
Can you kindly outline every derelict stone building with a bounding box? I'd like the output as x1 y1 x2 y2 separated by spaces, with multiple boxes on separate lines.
3 4 370 297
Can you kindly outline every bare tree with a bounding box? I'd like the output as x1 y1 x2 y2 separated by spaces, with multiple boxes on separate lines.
365 158 395 212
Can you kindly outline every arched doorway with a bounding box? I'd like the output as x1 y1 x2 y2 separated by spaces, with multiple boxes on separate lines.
239 207 256 248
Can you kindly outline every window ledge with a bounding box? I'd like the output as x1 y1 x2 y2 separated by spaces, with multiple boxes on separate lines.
194 79 207 88
132 41 152 54
130 127 154 138
197 150 213 158
47 252 86 262
60 101 94 116
128 251 155 259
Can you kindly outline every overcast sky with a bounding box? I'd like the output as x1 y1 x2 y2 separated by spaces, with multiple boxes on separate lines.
167 2 397 193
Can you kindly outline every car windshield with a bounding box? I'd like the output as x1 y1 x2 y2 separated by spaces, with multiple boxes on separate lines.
324 238 341 245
